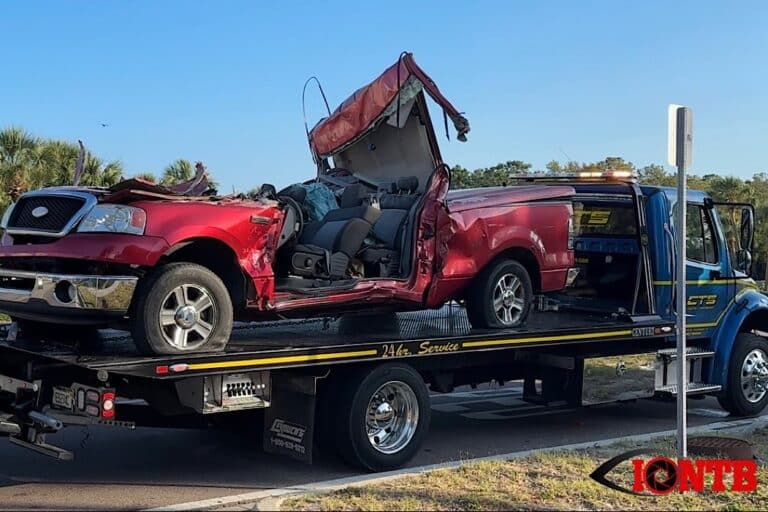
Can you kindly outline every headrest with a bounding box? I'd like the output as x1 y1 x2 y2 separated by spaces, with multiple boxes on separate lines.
393 176 419 194
277 184 307 203
340 183 369 208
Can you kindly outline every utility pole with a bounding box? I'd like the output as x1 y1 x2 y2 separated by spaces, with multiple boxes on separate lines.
668 104 693 458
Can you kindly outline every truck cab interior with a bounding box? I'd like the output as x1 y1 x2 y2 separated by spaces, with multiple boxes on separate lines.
262 53 468 294
552 185 651 315
269 171 425 292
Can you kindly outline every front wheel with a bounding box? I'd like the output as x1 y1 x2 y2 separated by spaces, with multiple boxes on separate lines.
717 332 768 417
465 258 533 329
333 364 430 471
130 263 233 355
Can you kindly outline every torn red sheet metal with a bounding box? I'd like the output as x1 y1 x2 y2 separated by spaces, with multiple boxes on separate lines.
107 162 212 201
308 52 470 159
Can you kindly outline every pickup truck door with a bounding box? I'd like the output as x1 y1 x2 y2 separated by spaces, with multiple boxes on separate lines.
412 164 450 287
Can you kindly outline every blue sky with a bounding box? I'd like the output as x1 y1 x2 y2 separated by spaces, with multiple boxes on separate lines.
3 1 767 192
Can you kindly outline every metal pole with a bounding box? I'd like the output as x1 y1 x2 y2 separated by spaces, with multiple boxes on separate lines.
675 156 688 458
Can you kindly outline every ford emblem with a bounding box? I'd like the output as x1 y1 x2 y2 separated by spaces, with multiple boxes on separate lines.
31 206 49 218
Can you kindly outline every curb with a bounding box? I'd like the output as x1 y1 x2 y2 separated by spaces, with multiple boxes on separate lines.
148 414 768 511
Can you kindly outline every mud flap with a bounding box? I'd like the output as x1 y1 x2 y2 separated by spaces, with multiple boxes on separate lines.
263 371 319 464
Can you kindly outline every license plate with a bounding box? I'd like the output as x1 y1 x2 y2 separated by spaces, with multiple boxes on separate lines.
52 387 74 411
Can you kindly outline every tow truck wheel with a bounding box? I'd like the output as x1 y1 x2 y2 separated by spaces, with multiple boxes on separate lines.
131 263 233 355
334 364 430 471
718 332 768 417
465 258 533 329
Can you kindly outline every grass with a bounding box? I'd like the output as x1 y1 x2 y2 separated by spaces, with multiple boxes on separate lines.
283 428 768 511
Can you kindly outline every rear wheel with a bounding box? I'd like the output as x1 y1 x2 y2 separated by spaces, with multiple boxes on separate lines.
333 364 430 471
130 263 233 355
718 332 768 417
465 259 533 329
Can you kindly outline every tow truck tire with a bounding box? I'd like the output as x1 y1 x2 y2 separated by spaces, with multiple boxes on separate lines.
334 364 430 472
465 258 533 329
717 332 768 417
131 263 233 355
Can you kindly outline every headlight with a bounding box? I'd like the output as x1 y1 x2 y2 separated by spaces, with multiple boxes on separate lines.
77 205 147 235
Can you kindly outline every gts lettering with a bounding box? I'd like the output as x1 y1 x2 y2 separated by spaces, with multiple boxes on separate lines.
688 295 718 308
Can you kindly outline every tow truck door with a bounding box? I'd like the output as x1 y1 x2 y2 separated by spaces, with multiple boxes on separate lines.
681 200 728 335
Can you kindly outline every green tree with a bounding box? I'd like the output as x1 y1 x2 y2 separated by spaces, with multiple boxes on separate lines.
638 164 674 186
161 159 195 185
134 172 158 182
449 160 534 189
707 176 749 203
472 160 532 187
80 155 123 187
449 165 473 189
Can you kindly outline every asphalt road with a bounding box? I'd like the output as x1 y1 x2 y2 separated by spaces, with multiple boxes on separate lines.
0 385 737 510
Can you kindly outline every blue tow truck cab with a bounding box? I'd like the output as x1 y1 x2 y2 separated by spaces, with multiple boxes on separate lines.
643 185 768 413
564 177 768 417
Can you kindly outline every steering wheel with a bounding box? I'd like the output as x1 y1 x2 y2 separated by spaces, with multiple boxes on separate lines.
278 195 305 244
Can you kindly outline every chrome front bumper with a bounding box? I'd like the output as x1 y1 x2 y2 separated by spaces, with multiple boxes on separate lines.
0 268 138 312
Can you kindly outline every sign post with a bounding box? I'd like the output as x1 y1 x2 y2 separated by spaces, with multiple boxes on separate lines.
668 104 693 458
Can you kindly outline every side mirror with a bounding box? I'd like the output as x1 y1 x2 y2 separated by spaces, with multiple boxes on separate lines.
740 207 754 251
737 248 753 274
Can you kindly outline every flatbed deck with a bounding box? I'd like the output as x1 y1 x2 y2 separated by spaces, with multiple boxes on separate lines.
0 306 674 379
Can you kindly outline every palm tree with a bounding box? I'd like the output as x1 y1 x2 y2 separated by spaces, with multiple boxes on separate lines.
39 139 80 185
0 127 37 167
161 159 194 185
80 154 123 187
134 172 158 183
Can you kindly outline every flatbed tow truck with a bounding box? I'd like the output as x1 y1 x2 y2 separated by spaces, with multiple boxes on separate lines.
2 174 768 472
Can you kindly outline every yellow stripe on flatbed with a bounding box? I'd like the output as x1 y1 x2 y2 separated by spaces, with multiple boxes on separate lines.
187 349 379 371
462 329 634 349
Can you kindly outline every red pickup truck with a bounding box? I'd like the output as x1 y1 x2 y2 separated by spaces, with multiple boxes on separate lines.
0 53 576 355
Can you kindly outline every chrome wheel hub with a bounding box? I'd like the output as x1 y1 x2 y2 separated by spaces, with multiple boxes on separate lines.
366 381 419 454
160 284 216 350
174 305 199 329
741 348 768 403
493 273 525 325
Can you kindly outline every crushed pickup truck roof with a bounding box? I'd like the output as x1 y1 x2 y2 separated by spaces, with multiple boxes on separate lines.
105 161 213 202
308 52 470 159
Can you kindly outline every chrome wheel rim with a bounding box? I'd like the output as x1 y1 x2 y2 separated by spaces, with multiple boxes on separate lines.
493 273 525 326
366 381 419 454
159 284 216 350
741 348 768 403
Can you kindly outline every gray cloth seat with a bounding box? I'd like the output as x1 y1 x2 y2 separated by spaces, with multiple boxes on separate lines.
360 178 422 277
291 205 381 279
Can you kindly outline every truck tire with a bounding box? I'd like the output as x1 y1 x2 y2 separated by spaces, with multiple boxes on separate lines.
130 263 233 355
717 332 768 417
465 258 533 329
334 364 430 472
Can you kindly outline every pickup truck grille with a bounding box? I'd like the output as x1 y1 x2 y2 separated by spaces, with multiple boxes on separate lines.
4 192 94 236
